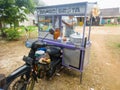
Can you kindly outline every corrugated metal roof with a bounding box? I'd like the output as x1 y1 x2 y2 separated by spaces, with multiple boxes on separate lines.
100 7 120 17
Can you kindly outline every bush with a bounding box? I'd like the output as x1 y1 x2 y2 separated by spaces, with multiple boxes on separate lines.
4 28 21 40
118 17 120 22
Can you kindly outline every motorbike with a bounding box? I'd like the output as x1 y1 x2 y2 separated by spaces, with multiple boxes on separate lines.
0 28 63 90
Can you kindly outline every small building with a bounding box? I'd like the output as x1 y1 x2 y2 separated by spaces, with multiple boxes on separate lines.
100 7 120 25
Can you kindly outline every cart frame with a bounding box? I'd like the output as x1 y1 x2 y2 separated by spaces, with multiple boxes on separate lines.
36 2 97 83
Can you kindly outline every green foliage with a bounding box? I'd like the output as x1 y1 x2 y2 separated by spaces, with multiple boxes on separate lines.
0 0 35 28
27 26 38 31
118 17 120 22
21 25 38 38
0 0 36 38
4 28 21 40
104 24 120 27
15 0 35 13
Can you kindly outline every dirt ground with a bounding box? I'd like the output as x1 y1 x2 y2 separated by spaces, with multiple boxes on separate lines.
0 26 120 90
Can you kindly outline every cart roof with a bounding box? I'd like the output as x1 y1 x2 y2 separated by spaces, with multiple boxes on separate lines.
36 2 97 16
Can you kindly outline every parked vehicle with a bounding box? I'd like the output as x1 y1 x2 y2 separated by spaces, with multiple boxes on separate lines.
1 29 62 90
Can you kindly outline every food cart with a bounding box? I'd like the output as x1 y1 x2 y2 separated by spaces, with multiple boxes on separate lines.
36 2 97 82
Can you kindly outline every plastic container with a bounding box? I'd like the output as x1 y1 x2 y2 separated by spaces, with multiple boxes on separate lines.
35 50 45 58
35 48 46 61
70 33 82 45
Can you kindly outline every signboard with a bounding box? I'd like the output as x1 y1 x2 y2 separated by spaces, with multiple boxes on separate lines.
37 4 86 16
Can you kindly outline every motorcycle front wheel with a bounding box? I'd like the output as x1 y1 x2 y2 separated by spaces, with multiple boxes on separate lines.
7 74 35 90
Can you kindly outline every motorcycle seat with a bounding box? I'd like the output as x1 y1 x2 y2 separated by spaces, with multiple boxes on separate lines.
46 46 61 56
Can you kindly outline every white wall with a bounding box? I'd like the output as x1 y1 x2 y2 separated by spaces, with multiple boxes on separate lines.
20 14 36 26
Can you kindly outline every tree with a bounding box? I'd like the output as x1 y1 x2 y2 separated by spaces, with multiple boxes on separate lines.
15 0 35 13
0 0 35 37
33 0 45 7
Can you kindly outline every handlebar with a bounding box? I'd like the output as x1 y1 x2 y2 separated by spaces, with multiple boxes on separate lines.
31 39 61 50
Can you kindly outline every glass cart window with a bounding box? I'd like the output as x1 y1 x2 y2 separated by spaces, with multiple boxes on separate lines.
38 16 54 40
38 16 52 32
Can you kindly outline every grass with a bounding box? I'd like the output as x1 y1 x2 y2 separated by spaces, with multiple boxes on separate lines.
18 25 38 32
106 35 120 54
24 26 38 38
118 44 120 48
18 25 38 38
104 24 120 27
26 26 38 31
104 35 120 63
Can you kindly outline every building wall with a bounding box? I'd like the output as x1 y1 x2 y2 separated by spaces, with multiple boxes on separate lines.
100 17 119 25
100 7 120 25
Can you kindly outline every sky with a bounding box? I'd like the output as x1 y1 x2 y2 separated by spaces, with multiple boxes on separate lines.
43 0 120 9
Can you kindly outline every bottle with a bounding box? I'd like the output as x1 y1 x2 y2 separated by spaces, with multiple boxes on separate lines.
54 28 60 40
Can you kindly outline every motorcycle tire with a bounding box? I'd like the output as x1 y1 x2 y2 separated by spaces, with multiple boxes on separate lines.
6 73 35 90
